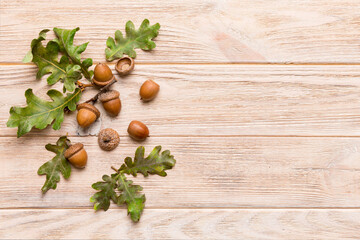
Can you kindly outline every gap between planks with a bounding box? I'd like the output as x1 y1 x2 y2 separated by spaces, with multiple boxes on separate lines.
1 62 360 66
2 207 360 210
3 135 360 138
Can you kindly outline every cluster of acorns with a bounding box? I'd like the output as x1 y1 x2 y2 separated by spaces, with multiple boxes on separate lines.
63 57 160 169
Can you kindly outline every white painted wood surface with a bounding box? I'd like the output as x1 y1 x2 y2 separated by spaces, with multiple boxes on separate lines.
1 209 360 239
1 0 360 63
1 64 360 137
1 136 360 208
0 0 360 239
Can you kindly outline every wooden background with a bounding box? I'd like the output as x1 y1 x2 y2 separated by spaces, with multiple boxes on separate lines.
1 0 360 239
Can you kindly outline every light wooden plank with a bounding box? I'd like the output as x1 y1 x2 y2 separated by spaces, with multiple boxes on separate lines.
1 0 360 63
1 136 360 208
1 64 360 137
1 209 360 239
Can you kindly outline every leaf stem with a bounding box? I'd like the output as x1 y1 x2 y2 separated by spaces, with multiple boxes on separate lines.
84 79 117 104
111 166 119 172
77 81 94 91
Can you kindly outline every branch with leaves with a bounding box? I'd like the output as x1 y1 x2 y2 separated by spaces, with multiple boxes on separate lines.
90 146 176 222
8 20 170 224
8 19 160 138
8 27 92 137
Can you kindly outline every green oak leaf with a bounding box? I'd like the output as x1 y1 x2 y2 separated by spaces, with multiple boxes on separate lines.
119 146 176 177
105 19 160 61
90 146 175 222
37 136 71 193
90 174 119 211
23 29 82 92
117 173 145 222
53 27 94 80
7 88 81 137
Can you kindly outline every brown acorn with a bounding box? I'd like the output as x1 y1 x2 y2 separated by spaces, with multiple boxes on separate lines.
98 128 120 151
127 120 149 141
92 63 115 87
139 80 160 102
76 103 100 128
99 90 121 116
64 143 88 168
115 56 134 76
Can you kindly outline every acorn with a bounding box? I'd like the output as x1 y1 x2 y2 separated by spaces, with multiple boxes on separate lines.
99 90 121 116
127 120 149 141
92 63 115 87
139 80 160 102
76 103 100 128
115 56 134 76
98 128 120 151
64 143 87 168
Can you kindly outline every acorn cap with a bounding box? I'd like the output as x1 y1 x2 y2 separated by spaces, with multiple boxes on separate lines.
77 103 100 118
115 56 134 76
93 75 115 87
64 143 84 159
99 90 120 103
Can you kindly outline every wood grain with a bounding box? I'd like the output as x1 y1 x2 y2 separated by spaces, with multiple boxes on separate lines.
1 1 360 238
1 209 360 239
1 0 360 63
1 64 360 137
1 136 360 208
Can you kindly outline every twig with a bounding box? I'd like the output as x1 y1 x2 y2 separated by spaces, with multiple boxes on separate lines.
77 81 94 91
85 79 117 103
111 166 119 172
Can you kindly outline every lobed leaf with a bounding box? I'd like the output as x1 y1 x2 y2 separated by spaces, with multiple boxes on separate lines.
90 146 175 222
117 174 146 222
90 174 119 211
7 88 81 137
37 136 71 193
23 29 82 92
105 19 160 61
119 146 176 177
53 27 94 80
